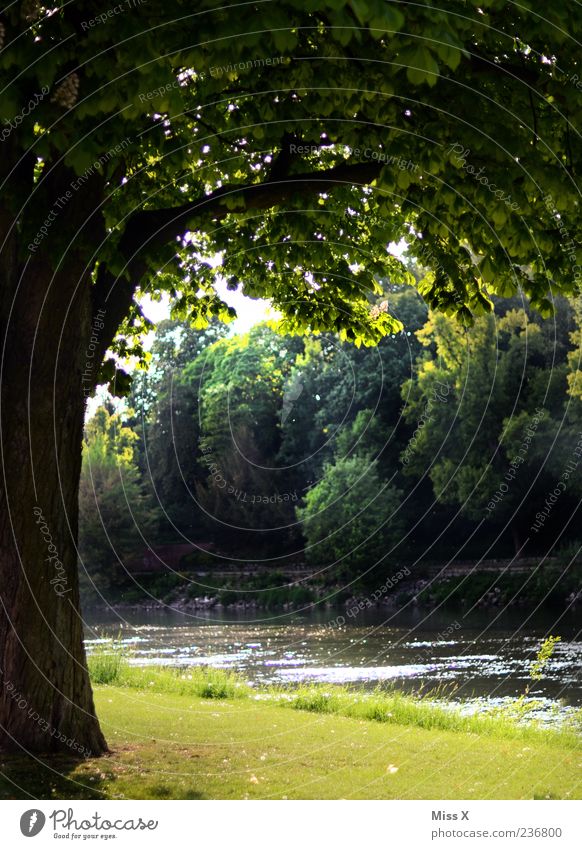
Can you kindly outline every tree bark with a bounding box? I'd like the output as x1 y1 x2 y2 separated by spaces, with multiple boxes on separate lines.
0 248 107 756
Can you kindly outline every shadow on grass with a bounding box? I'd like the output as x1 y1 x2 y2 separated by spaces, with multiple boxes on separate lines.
0 752 110 800
0 748 205 800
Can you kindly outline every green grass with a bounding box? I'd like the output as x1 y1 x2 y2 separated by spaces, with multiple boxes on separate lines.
1 663 579 801
87 650 249 699
87 649 581 747
1 684 579 801
283 685 582 746
87 643 127 684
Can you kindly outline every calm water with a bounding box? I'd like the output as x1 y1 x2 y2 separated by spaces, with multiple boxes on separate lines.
85 606 582 719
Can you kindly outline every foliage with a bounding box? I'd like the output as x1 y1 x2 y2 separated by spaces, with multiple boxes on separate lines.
86 641 128 685
80 288 582 599
278 288 428 482
125 319 228 535
88 663 581 749
566 299 582 401
181 324 303 535
78 405 155 600
401 298 579 552
5 0 582 758
296 453 404 586
218 582 315 609
284 684 580 747
492 636 565 724
4 1 582 359
529 636 562 682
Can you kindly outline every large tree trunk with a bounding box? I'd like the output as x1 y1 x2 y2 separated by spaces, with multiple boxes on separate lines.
0 247 108 756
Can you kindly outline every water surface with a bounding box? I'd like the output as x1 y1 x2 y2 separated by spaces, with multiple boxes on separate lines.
85 606 582 720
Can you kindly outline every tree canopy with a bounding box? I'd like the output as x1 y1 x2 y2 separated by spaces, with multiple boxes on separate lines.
2 1 581 366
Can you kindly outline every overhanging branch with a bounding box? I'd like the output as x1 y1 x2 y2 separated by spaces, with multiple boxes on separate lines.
91 158 382 373
119 160 382 260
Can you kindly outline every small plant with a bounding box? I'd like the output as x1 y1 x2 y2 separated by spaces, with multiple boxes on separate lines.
292 688 337 713
529 635 561 682
564 707 582 734
497 635 562 724
87 640 128 684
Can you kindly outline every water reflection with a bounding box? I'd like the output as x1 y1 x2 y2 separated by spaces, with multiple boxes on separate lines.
84 606 582 717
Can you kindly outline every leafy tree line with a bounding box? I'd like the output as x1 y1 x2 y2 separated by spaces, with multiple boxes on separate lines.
80 288 582 596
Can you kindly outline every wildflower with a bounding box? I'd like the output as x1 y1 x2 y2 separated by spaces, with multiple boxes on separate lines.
21 0 42 23
370 301 388 319
52 73 80 109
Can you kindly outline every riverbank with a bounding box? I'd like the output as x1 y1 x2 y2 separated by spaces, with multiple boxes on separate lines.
84 557 581 614
1 667 579 800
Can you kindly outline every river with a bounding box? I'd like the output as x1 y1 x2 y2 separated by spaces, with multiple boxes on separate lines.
85 605 582 722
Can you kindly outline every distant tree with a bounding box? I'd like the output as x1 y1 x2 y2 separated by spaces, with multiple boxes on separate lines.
276 334 342 489
402 300 576 553
78 406 154 600
183 324 304 538
566 298 582 406
278 288 428 486
297 453 404 588
126 320 228 536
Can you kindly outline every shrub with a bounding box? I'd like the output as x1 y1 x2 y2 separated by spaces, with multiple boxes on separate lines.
87 642 128 684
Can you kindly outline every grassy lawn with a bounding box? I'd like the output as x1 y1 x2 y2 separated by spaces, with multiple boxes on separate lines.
0 666 580 800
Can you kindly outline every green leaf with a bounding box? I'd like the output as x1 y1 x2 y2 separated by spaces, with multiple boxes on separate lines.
435 43 462 71
368 3 405 36
479 257 497 284
272 29 299 52
403 45 441 87
350 0 370 26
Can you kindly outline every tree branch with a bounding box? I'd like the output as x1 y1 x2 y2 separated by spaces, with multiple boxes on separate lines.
87 158 381 376
91 260 146 366
119 159 381 259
